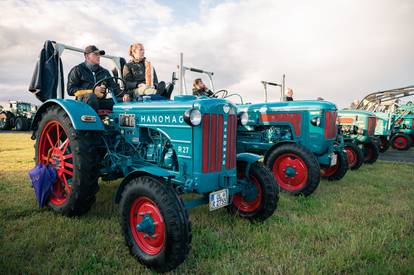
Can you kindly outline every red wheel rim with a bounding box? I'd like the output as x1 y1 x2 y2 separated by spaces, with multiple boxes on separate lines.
320 153 339 177
129 197 165 255
232 174 262 213
37 120 73 206
393 136 408 149
272 153 308 191
344 147 357 168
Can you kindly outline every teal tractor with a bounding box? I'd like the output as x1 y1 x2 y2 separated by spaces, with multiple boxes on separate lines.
337 110 379 170
356 85 414 151
178 60 348 196
29 42 279 272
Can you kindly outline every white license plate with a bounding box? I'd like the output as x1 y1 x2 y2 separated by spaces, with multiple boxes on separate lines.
330 153 337 166
209 189 229 211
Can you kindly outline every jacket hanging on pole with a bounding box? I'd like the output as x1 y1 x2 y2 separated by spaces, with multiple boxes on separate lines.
28 40 64 102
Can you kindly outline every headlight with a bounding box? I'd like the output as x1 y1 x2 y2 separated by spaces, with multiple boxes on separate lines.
311 117 321 126
238 112 249 125
184 109 202 126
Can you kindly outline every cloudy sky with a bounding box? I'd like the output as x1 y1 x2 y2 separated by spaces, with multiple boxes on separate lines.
0 0 413 108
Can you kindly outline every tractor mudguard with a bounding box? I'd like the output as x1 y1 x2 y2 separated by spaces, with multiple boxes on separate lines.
114 166 175 204
236 152 261 178
30 99 105 132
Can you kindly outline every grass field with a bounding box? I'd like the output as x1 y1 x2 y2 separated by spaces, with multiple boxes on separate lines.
1 132 413 274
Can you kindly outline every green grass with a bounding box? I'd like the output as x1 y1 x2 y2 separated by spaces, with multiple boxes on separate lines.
1 133 413 274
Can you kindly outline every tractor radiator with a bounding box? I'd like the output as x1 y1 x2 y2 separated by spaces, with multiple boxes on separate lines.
367 117 376 136
202 114 236 173
325 111 337 139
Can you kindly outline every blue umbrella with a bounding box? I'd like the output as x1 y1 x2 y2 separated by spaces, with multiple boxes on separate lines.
28 163 57 208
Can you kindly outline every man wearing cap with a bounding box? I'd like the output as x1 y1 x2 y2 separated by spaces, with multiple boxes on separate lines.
67 45 116 110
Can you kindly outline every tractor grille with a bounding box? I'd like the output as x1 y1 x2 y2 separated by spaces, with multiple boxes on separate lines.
226 114 237 170
324 111 337 139
202 114 237 173
367 117 376 136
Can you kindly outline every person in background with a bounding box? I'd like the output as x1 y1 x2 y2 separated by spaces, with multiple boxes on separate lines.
192 78 215 97
122 43 166 101
350 99 360 109
285 88 294 101
67 45 116 111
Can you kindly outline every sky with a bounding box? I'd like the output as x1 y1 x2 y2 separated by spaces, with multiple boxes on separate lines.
0 0 413 108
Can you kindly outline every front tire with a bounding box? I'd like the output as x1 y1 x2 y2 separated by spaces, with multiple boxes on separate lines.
228 161 278 221
378 136 390 153
265 143 320 196
34 106 100 216
363 142 379 164
391 133 412 150
119 176 191 273
320 149 348 181
344 142 364 170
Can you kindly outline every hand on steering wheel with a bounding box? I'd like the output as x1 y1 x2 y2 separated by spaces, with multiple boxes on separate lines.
212 89 228 98
93 76 126 99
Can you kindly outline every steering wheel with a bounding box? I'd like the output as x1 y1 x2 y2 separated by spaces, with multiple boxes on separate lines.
93 76 126 99
212 89 228 98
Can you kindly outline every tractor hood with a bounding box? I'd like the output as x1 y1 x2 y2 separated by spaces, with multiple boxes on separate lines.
113 96 236 116
237 100 337 114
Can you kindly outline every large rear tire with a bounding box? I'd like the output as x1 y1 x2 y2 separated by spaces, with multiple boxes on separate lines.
265 143 320 196
320 149 348 181
363 142 379 164
119 176 191 273
34 106 100 216
344 142 364 170
228 161 278 221
391 133 412 151
0 111 14 130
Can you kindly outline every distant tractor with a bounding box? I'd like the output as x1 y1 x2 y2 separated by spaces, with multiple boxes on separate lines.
0 101 36 131
30 42 279 272
337 110 378 169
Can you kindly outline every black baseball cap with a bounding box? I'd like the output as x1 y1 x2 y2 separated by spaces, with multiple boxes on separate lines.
84 45 105 55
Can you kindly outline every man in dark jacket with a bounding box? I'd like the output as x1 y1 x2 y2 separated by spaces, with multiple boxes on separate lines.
67 45 117 110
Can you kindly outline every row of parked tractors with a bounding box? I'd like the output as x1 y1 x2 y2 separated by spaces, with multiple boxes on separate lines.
28 41 413 272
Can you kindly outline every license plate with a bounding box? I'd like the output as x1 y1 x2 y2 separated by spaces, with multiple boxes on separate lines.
209 189 229 211
330 153 337 166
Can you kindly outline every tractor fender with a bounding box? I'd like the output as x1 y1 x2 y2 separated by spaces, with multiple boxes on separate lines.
236 152 262 178
114 166 175 204
30 99 105 133
262 140 296 164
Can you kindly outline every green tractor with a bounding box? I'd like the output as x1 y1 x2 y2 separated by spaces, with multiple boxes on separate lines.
337 110 378 170
0 100 36 131
356 85 414 151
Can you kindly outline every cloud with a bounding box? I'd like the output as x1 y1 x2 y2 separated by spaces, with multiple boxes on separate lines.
0 0 413 108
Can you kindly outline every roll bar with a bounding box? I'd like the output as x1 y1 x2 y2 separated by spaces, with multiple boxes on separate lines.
52 41 124 100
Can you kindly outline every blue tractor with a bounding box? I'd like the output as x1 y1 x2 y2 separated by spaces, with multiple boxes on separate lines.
178 60 347 196
29 42 278 272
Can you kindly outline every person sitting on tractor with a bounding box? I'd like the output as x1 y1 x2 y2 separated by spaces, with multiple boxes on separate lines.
285 88 294 101
122 43 167 101
67 45 118 111
192 78 215 97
